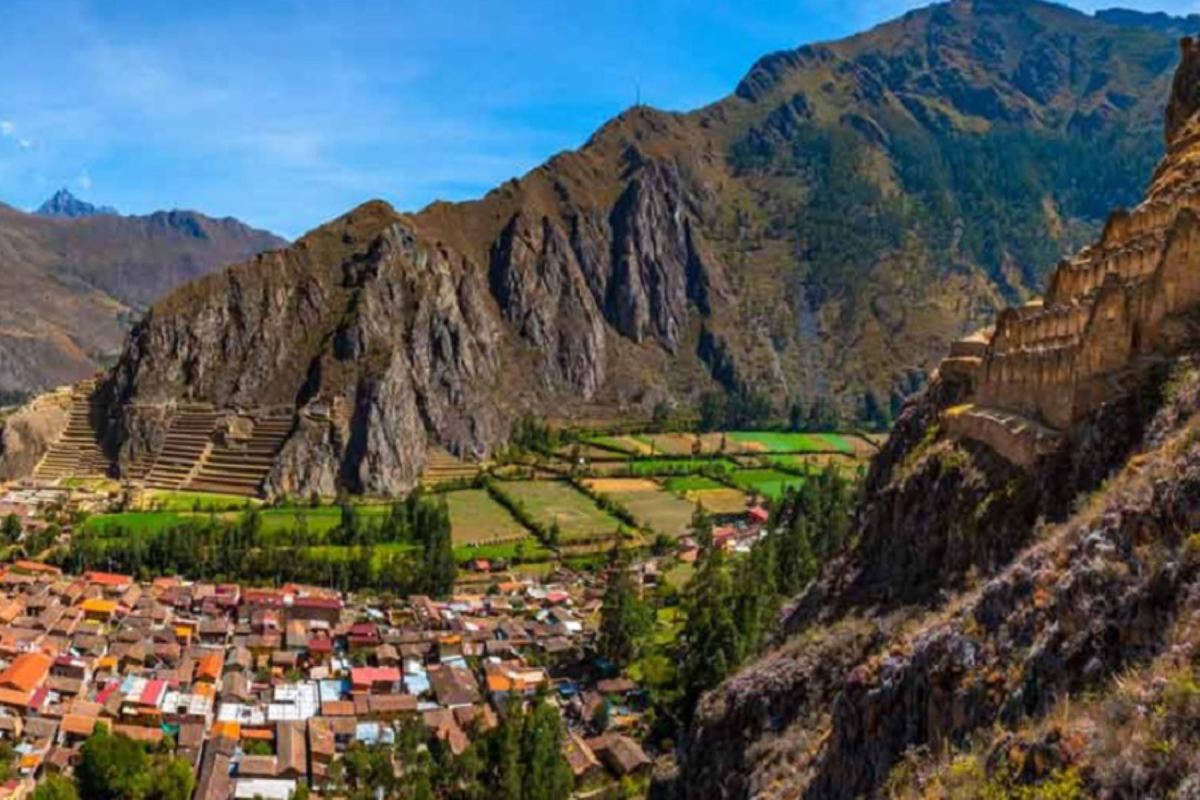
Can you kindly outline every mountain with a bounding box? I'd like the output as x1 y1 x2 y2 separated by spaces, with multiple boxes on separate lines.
0 202 285 399
34 188 117 219
97 0 1186 495
1096 7 1200 37
662 33 1200 800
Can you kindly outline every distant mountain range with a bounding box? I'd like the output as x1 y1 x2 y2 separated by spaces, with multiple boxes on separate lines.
0 191 285 399
98 0 1196 495
34 188 117 219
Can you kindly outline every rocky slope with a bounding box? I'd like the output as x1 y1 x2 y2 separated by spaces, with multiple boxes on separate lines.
0 193 285 398
96 1 1191 496
663 31 1200 800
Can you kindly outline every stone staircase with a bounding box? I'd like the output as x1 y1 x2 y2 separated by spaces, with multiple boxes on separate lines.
187 415 293 497
421 447 481 488
32 381 112 482
141 405 221 490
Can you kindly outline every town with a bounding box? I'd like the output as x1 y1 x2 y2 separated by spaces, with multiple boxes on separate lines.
0 433 860 800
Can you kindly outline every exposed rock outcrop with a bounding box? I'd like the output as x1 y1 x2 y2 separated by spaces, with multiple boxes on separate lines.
0 389 70 480
666 33 1200 800
84 1 1188 497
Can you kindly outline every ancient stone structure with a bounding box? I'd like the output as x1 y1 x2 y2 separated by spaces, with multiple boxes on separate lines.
944 37 1200 466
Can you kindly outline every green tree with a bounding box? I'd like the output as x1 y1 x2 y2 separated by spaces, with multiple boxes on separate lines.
32 775 79 800
421 497 456 597
520 697 574 800
76 729 151 800
679 548 741 709
598 560 652 669
1 514 20 544
493 701 525 800
150 758 195 800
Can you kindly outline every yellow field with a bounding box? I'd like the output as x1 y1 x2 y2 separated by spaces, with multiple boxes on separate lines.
583 477 661 493
681 487 749 515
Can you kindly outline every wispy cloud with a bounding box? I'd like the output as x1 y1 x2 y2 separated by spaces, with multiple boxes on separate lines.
0 119 33 151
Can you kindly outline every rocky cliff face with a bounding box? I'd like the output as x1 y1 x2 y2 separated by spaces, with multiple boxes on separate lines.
94 0 1190 496
665 34 1200 800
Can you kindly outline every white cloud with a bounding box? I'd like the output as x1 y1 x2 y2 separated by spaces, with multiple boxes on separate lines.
0 121 12 137
17 139 30 150
76 170 92 191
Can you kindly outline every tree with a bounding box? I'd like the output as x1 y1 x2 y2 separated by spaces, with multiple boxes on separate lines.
76 729 151 800
697 391 725 432
493 701 525 800
733 536 779 656
691 504 713 551
1 514 20 544
776 515 818 596
679 547 741 709
32 775 79 800
520 698 574 800
598 560 651 669
150 758 195 800
421 497 456 597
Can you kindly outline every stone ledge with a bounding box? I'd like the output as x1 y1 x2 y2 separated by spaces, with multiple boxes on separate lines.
943 403 1063 469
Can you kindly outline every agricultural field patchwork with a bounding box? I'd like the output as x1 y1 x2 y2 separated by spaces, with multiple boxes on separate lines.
583 478 696 538
631 433 700 456
623 458 734 477
726 431 854 454
585 435 653 455
729 468 806 501
83 511 191 535
662 475 726 493
662 475 749 515
84 503 392 540
494 480 623 542
142 490 259 512
443 489 529 545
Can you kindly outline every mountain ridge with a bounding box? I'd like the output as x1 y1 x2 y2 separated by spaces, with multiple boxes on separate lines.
0 201 285 398
93 0 1191 496
34 188 118 219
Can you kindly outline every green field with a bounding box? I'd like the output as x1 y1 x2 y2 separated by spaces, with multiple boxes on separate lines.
84 503 393 541
83 512 190 535
727 431 853 454
630 434 697 456
452 538 552 564
662 475 726 493
290 541 417 567
729 468 805 500
443 490 529 545
143 490 259 512
495 481 622 542
623 458 733 477
583 478 695 538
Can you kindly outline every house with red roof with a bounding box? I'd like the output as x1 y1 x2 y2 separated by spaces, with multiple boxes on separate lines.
350 667 401 695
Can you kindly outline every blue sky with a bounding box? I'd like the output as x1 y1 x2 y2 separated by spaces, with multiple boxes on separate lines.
0 0 1194 238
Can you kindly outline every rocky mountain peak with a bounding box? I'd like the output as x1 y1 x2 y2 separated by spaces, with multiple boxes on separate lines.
1167 36 1200 148
34 188 117 219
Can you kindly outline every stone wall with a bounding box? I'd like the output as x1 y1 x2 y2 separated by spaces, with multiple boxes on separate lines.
939 37 1200 457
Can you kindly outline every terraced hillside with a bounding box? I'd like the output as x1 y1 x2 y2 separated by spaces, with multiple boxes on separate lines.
662 31 1200 800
